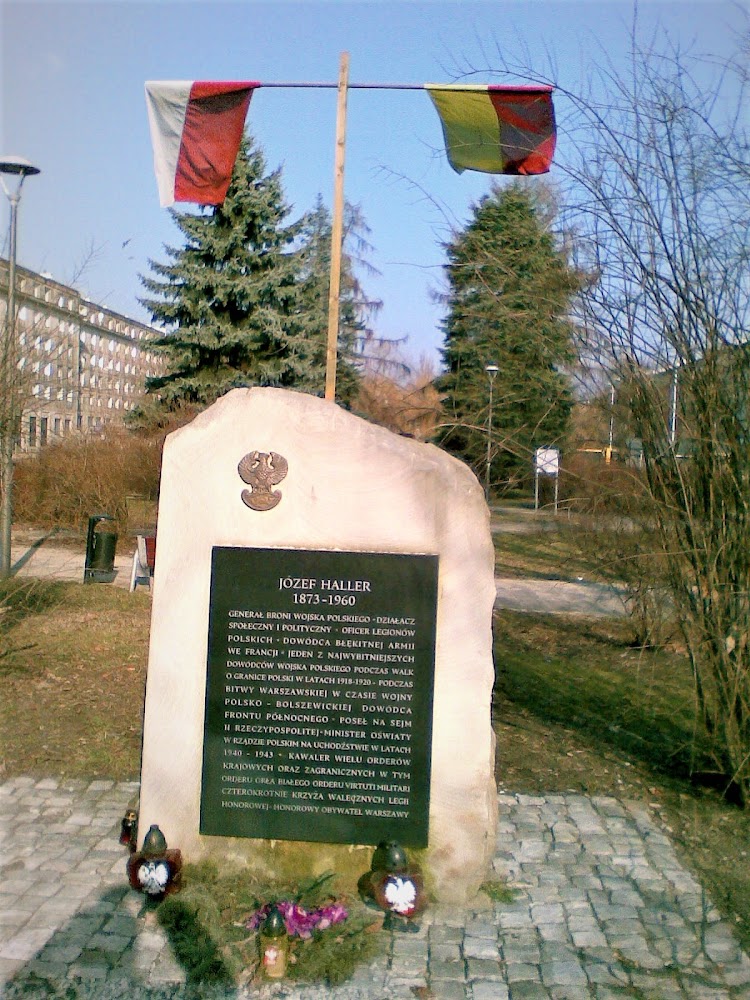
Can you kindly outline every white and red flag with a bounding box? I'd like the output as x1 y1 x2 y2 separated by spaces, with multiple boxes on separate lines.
145 81 258 207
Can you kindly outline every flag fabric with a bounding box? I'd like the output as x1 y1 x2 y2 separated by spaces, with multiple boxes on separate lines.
145 81 258 207
426 84 556 176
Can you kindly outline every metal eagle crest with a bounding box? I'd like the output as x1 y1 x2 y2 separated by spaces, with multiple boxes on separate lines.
238 451 288 511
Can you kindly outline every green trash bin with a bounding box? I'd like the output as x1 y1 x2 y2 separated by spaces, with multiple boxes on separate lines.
90 530 118 570
84 515 118 583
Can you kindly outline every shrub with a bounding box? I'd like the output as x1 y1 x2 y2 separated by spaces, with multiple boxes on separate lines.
559 454 676 647
13 429 163 533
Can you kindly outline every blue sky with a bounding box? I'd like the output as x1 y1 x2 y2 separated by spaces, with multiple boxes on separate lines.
1 0 743 367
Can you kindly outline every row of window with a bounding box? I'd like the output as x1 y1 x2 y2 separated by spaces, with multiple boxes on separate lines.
19 324 157 357
82 354 154 371
22 366 149 390
26 416 68 447
17 348 156 377
13 276 153 342
25 413 107 448
18 359 73 377
29 383 141 406
80 374 141 392
16 276 77 312
30 386 74 402
81 329 152 348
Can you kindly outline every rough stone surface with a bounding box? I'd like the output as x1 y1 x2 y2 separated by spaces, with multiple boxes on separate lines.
137 388 497 904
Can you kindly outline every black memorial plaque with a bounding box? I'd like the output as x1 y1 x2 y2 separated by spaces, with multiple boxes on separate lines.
200 547 438 847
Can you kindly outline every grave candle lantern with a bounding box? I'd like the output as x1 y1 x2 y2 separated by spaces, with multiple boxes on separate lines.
357 839 425 931
126 823 182 899
259 904 289 978
119 809 138 851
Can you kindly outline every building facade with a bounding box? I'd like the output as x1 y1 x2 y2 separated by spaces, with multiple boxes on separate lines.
0 259 162 451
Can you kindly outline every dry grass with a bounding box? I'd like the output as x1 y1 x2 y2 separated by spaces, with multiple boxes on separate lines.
0 581 150 779
492 521 607 581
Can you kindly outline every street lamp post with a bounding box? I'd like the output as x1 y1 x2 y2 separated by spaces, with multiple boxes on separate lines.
484 364 499 501
0 155 40 578
606 383 615 464
669 365 678 448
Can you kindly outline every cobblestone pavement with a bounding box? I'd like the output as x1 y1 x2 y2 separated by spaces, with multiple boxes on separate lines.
2 778 750 999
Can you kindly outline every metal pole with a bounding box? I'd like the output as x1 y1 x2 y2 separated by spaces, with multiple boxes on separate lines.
0 189 19 578
256 81 553 92
484 364 498 500
0 157 39 579
670 366 678 447
485 377 493 499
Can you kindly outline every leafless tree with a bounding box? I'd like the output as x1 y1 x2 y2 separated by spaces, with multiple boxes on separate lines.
474 15 750 802
573 37 747 799
354 350 442 439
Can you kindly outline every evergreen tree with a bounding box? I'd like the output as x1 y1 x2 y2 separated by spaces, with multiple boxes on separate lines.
133 135 323 421
295 195 382 406
438 182 581 490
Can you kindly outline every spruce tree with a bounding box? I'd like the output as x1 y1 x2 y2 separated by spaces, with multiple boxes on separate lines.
438 182 581 491
295 195 382 406
134 135 322 419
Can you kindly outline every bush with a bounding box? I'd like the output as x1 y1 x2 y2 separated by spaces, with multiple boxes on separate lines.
559 452 647 515
13 429 163 533
559 454 676 647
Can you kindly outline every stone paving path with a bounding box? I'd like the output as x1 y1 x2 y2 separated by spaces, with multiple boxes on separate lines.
2 777 750 999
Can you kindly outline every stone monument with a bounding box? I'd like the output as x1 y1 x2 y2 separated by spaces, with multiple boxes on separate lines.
138 388 497 904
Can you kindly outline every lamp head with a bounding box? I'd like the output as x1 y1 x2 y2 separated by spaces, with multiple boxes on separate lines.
485 364 499 379
0 156 41 178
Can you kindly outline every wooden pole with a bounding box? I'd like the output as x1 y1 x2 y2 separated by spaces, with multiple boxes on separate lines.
325 52 349 402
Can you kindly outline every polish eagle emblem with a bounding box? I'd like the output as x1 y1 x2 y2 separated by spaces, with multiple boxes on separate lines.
238 451 288 511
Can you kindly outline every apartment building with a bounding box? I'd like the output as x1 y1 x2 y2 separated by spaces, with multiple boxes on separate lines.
0 259 162 451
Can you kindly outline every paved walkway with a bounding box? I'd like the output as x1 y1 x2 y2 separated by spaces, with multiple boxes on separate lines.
493 578 626 617
9 534 627 615
2 776 749 999
10 533 137 589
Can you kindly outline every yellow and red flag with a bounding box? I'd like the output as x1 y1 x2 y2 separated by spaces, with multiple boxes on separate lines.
426 84 556 175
